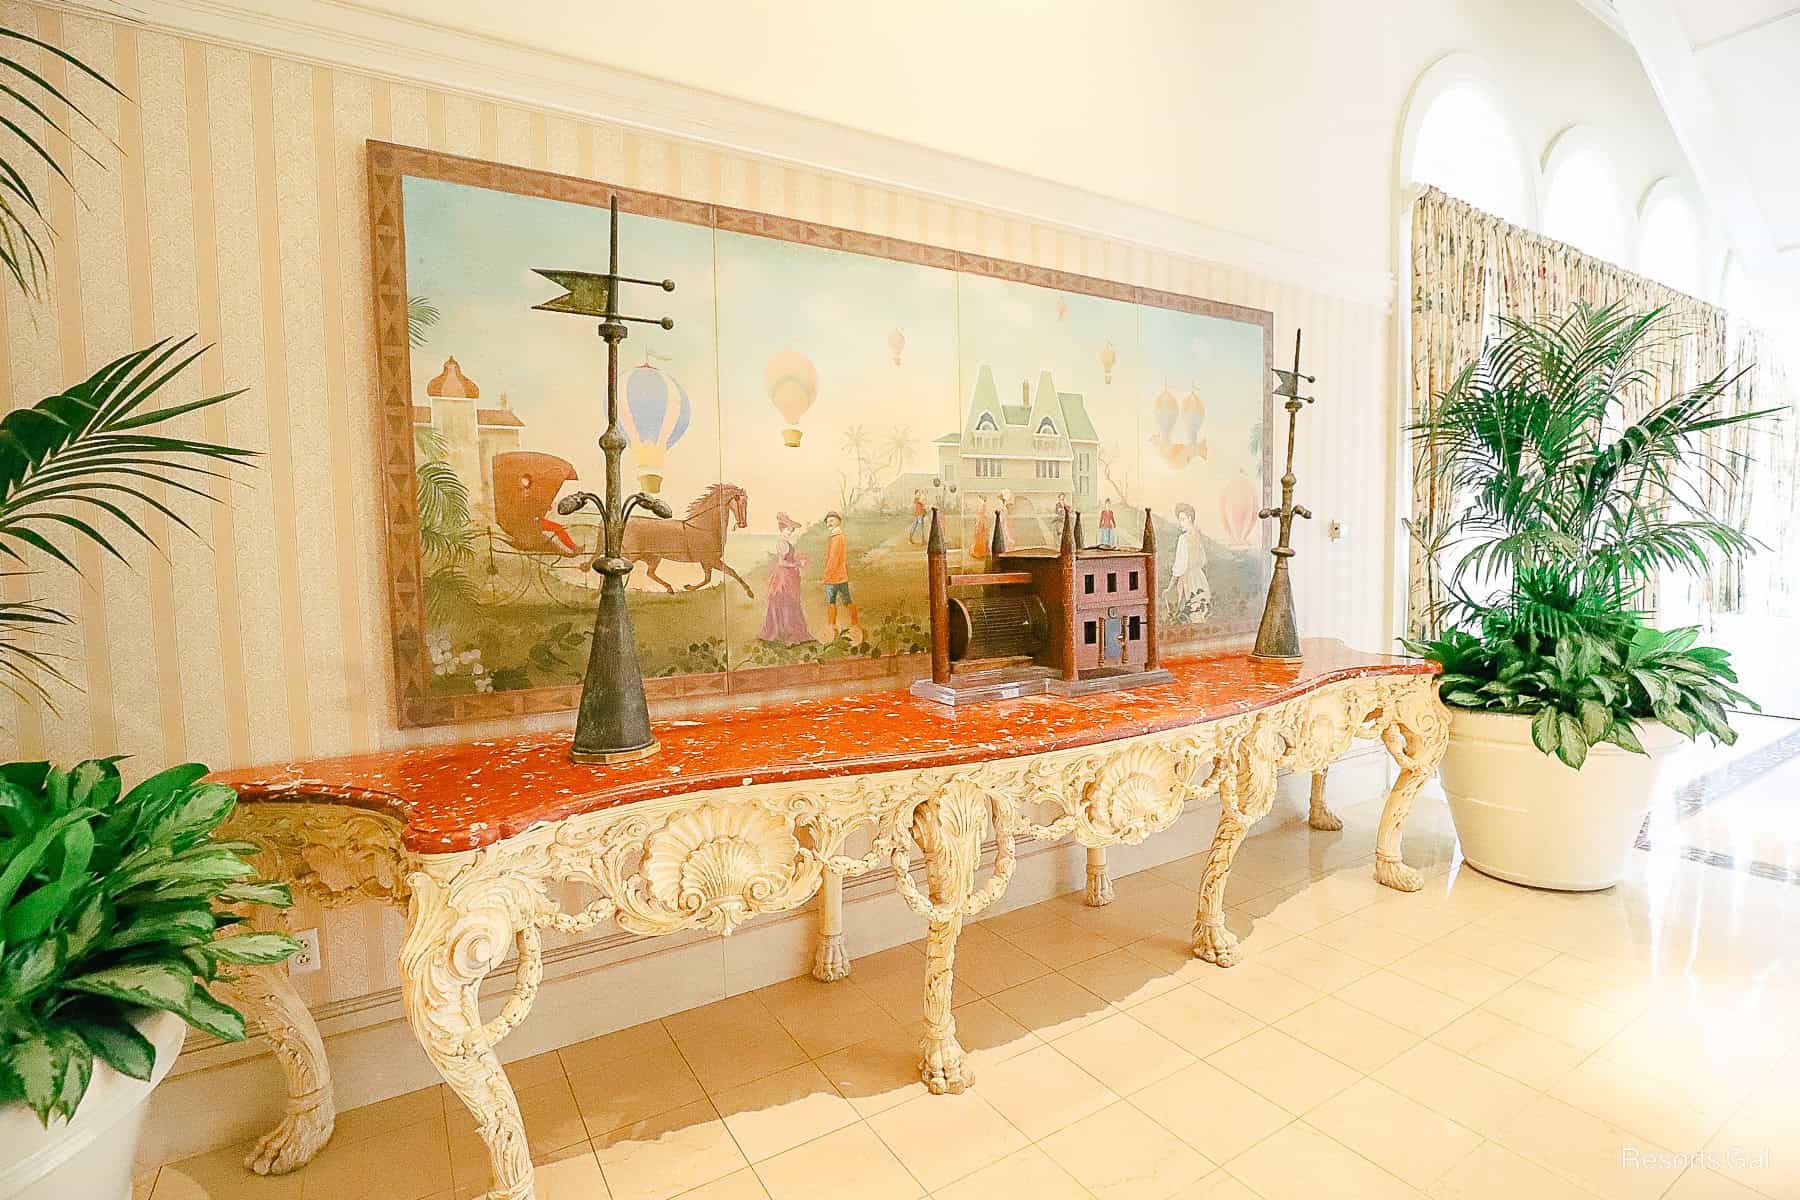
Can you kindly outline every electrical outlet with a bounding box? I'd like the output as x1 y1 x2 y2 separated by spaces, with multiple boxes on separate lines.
290 927 321 975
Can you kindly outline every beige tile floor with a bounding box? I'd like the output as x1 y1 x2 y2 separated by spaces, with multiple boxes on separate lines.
145 734 1800 1200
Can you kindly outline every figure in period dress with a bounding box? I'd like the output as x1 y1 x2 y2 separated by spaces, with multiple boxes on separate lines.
821 510 862 641
987 491 1017 553
1167 502 1213 621
758 512 812 644
967 494 989 565
1098 498 1118 548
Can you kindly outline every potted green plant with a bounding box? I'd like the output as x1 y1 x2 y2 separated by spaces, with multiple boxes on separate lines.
0 760 298 1200
1407 303 1767 890
0 25 297 1200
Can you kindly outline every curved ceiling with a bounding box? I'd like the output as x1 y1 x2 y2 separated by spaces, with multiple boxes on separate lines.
1613 0 1800 320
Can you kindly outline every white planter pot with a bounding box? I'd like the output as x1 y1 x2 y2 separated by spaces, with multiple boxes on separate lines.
0 1008 187 1200
1439 708 1684 891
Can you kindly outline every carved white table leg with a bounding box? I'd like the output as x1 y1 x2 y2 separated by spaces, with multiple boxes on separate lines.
890 780 1015 1095
1307 769 1343 831
1192 721 1280 967
220 960 335 1175
1084 845 1114 906
400 870 542 1200
811 866 851 982
917 906 969 1094
1372 682 1450 893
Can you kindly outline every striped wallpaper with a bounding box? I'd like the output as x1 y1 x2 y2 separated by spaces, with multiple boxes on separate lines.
2 1 1396 1004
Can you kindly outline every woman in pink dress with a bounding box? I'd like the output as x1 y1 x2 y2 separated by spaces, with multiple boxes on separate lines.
758 512 811 643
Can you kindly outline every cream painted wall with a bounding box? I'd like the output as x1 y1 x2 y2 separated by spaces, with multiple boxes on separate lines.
349 0 1691 277
2 0 1697 1030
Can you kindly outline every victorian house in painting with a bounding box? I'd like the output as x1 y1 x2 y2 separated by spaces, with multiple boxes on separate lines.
935 365 1101 515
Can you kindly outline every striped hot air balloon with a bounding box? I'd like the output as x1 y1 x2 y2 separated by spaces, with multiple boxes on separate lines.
1181 386 1208 459
1152 384 1178 445
622 361 691 493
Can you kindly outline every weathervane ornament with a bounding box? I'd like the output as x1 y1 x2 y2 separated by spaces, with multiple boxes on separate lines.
1251 329 1315 661
533 196 678 763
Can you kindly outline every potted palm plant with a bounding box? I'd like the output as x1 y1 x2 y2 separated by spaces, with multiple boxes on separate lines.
0 25 298 1200
1407 303 1767 890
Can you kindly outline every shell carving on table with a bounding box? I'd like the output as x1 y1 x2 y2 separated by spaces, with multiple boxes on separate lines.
641 803 802 933
1084 743 1186 843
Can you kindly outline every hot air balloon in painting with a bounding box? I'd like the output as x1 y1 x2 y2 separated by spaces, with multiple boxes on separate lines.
1150 382 1208 467
1100 340 1117 384
621 360 691 493
765 350 818 448
1220 473 1258 548
1152 384 1178 447
888 328 906 366
1181 385 1209 461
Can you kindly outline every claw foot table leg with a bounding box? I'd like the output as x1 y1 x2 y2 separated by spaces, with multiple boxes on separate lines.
894 781 1014 1094
220 961 335 1175
1191 724 1280 968
1373 682 1450 893
918 911 972 1094
1084 846 1114 907
1307 769 1343 831
811 867 851 982
401 872 542 1200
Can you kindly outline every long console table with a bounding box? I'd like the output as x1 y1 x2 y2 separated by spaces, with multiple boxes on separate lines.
209 639 1445 1200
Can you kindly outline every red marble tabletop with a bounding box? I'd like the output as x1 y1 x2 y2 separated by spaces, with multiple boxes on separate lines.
213 639 1435 854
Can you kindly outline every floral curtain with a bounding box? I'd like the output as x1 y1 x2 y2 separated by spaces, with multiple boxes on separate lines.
1726 331 1799 618
1406 187 1739 637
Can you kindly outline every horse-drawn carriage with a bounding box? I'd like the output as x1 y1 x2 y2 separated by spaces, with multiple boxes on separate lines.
478 450 752 607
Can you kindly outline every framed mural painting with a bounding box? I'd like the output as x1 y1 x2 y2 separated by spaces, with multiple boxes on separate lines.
368 142 1274 728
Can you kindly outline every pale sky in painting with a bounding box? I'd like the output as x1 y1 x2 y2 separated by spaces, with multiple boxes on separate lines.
956 272 1265 540
1136 303 1266 542
402 176 723 507
403 174 1266 545
713 230 959 534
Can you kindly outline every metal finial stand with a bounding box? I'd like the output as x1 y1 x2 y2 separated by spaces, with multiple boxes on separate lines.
533 197 677 763
1251 329 1315 661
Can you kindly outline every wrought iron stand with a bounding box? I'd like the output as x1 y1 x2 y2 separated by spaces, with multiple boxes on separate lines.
533 197 677 763
1252 329 1316 661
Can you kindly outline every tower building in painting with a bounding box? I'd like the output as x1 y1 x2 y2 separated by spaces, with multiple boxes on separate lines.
411 356 526 520
936 365 1100 512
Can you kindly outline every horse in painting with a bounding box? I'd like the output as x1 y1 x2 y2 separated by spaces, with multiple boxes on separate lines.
623 482 755 598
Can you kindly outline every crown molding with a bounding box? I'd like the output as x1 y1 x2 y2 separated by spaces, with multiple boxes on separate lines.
67 0 1394 309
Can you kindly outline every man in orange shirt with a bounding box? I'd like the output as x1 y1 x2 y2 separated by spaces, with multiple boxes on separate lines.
822 511 860 641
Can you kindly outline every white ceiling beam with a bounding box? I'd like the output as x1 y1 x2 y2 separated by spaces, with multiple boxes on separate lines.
1612 0 1798 319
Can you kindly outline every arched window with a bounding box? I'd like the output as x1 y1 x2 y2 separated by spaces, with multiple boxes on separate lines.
1402 58 1532 226
1637 180 1703 297
1540 129 1627 264
1035 417 1058 436
973 412 998 432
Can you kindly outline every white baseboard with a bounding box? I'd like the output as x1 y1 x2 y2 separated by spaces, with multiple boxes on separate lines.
139 749 1390 1170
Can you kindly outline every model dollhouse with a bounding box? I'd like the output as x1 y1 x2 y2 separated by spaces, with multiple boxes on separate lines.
910 507 1176 705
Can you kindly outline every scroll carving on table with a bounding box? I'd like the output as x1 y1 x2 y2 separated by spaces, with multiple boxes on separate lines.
370 142 1274 728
